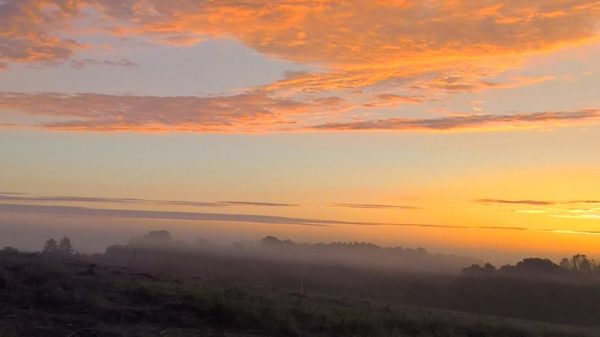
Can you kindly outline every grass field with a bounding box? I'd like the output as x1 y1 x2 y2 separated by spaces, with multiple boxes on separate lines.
1 251 599 337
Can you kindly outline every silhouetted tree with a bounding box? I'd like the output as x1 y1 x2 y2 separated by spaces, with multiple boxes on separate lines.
501 258 562 275
571 254 593 273
558 254 599 274
1 246 18 254
462 263 496 276
483 263 496 272
144 230 172 242
42 237 74 256
261 236 294 246
43 238 58 255
58 236 74 256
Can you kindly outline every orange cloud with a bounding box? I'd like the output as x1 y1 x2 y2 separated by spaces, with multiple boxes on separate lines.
1 1 600 133
124 1 599 64
4 1 598 88
416 75 556 93
109 0 599 94
2 91 599 133
362 94 423 108
0 0 82 66
0 92 349 132
310 109 600 132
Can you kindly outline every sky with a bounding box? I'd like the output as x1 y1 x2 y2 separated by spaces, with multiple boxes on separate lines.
1 0 600 264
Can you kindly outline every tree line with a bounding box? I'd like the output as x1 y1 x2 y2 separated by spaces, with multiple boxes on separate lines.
463 254 600 278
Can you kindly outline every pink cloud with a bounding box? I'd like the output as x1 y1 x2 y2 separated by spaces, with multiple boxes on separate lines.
310 109 600 132
1 1 599 133
0 91 349 132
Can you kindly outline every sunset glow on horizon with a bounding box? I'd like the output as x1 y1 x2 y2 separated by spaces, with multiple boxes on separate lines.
1 0 600 263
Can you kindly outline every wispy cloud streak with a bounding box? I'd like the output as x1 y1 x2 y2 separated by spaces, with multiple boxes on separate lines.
69 58 137 69
1 202 599 236
0 92 349 132
0 193 291 208
2 92 599 133
476 199 556 206
310 110 600 132
331 203 418 210
0 192 399 210
476 198 600 206
0 203 331 227
220 201 299 207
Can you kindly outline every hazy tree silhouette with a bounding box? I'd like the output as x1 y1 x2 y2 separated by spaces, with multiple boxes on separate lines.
1 246 18 254
557 254 598 274
43 238 58 255
261 235 294 246
43 237 74 256
462 263 496 276
144 230 172 242
518 258 557 270
572 254 593 273
58 236 74 256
